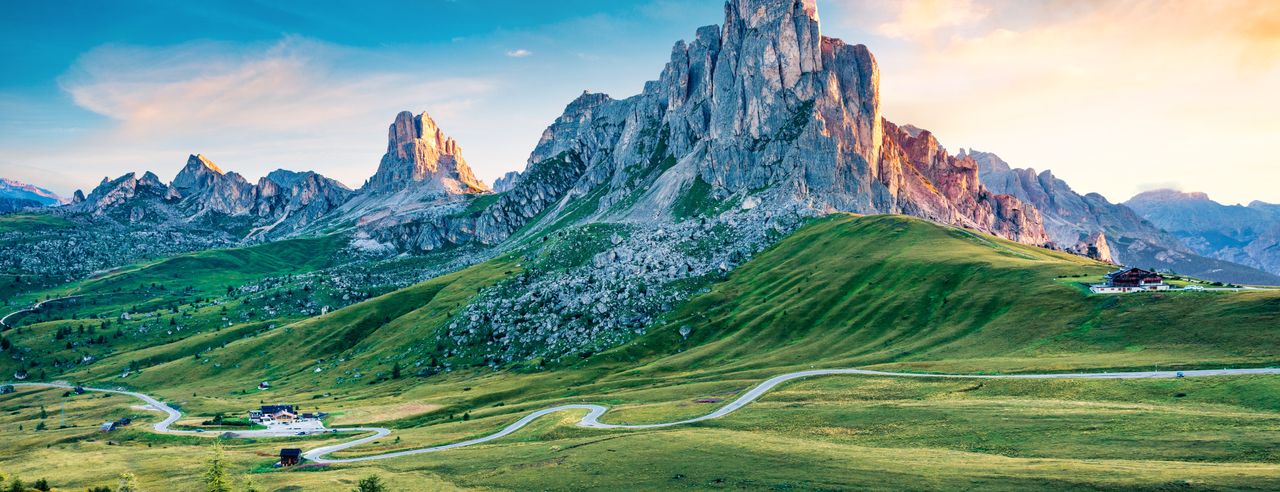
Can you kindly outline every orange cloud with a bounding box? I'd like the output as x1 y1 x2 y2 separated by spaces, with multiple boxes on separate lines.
828 0 1280 204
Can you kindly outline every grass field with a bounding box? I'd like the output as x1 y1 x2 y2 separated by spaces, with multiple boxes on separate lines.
0 213 71 233
4 214 1280 490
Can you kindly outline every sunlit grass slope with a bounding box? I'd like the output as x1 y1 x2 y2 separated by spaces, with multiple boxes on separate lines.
605 214 1280 376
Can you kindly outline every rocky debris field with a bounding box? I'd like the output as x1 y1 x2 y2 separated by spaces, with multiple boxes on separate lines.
423 203 810 369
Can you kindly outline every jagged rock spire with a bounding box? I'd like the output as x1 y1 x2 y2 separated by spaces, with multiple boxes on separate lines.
171 154 225 195
364 111 488 194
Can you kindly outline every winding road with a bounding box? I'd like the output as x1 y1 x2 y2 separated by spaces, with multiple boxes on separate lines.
9 367 1279 464
0 295 83 328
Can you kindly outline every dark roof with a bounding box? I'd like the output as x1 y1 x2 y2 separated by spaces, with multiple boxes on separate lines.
260 405 296 414
1106 267 1164 286
280 448 302 458
1107 267 1158 277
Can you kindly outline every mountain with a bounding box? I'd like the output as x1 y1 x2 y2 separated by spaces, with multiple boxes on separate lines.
170 154 258 215
321 111 499 251
364 111 488 195
71 171 177 223
972 150 1280 285
0 197 44 214
0 177 63 205
1126 189 1280 277
0 178 63 212
399 0 1048 251
67 155 353 239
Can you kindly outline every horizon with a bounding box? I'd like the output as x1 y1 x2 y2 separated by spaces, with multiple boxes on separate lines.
2 0 1278 205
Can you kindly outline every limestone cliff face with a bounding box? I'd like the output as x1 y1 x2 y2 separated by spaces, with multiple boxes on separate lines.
365 111 487 194
879 122 1047 245
469 0 1048 246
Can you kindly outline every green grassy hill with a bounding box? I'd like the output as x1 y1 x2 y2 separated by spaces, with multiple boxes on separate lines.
601 214 1280 376
5 214 1280 491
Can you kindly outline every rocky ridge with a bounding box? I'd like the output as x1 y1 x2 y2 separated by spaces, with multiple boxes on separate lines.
68 154 353 239
972 149 1280 283
1126 189 1280 277
491 171 521 193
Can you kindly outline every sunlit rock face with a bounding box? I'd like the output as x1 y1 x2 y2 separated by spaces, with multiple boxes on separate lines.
364 111 488 195
462 0 1049 245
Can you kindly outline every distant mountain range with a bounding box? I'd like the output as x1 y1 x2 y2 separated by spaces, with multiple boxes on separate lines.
0 178 64 213
4 0 1279 286
971 150 1280 284
1125 189 1280 278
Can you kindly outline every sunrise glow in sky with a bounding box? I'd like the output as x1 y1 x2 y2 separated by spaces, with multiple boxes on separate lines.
1 0 1277 205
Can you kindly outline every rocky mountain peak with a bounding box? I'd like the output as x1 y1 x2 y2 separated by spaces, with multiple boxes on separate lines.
492 171 521 193
722 0 823 92
172 154 227 195
435 0 1049 247
365 110 487 195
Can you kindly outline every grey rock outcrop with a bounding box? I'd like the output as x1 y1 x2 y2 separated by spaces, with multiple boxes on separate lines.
492 171 521 192
1069 231 1113 263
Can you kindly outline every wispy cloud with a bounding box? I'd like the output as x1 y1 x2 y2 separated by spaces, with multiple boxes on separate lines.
31 37 495 189
875 0 990 40
505 48 533 58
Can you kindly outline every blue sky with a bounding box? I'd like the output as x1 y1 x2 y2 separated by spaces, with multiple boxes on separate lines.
2 0 1277 205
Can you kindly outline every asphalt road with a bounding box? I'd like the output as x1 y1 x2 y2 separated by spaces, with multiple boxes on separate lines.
0 295 83 328
9 367 1278 464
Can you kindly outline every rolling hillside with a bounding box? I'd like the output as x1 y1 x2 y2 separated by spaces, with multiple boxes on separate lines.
5 215 1280 491
610 215 1280 376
